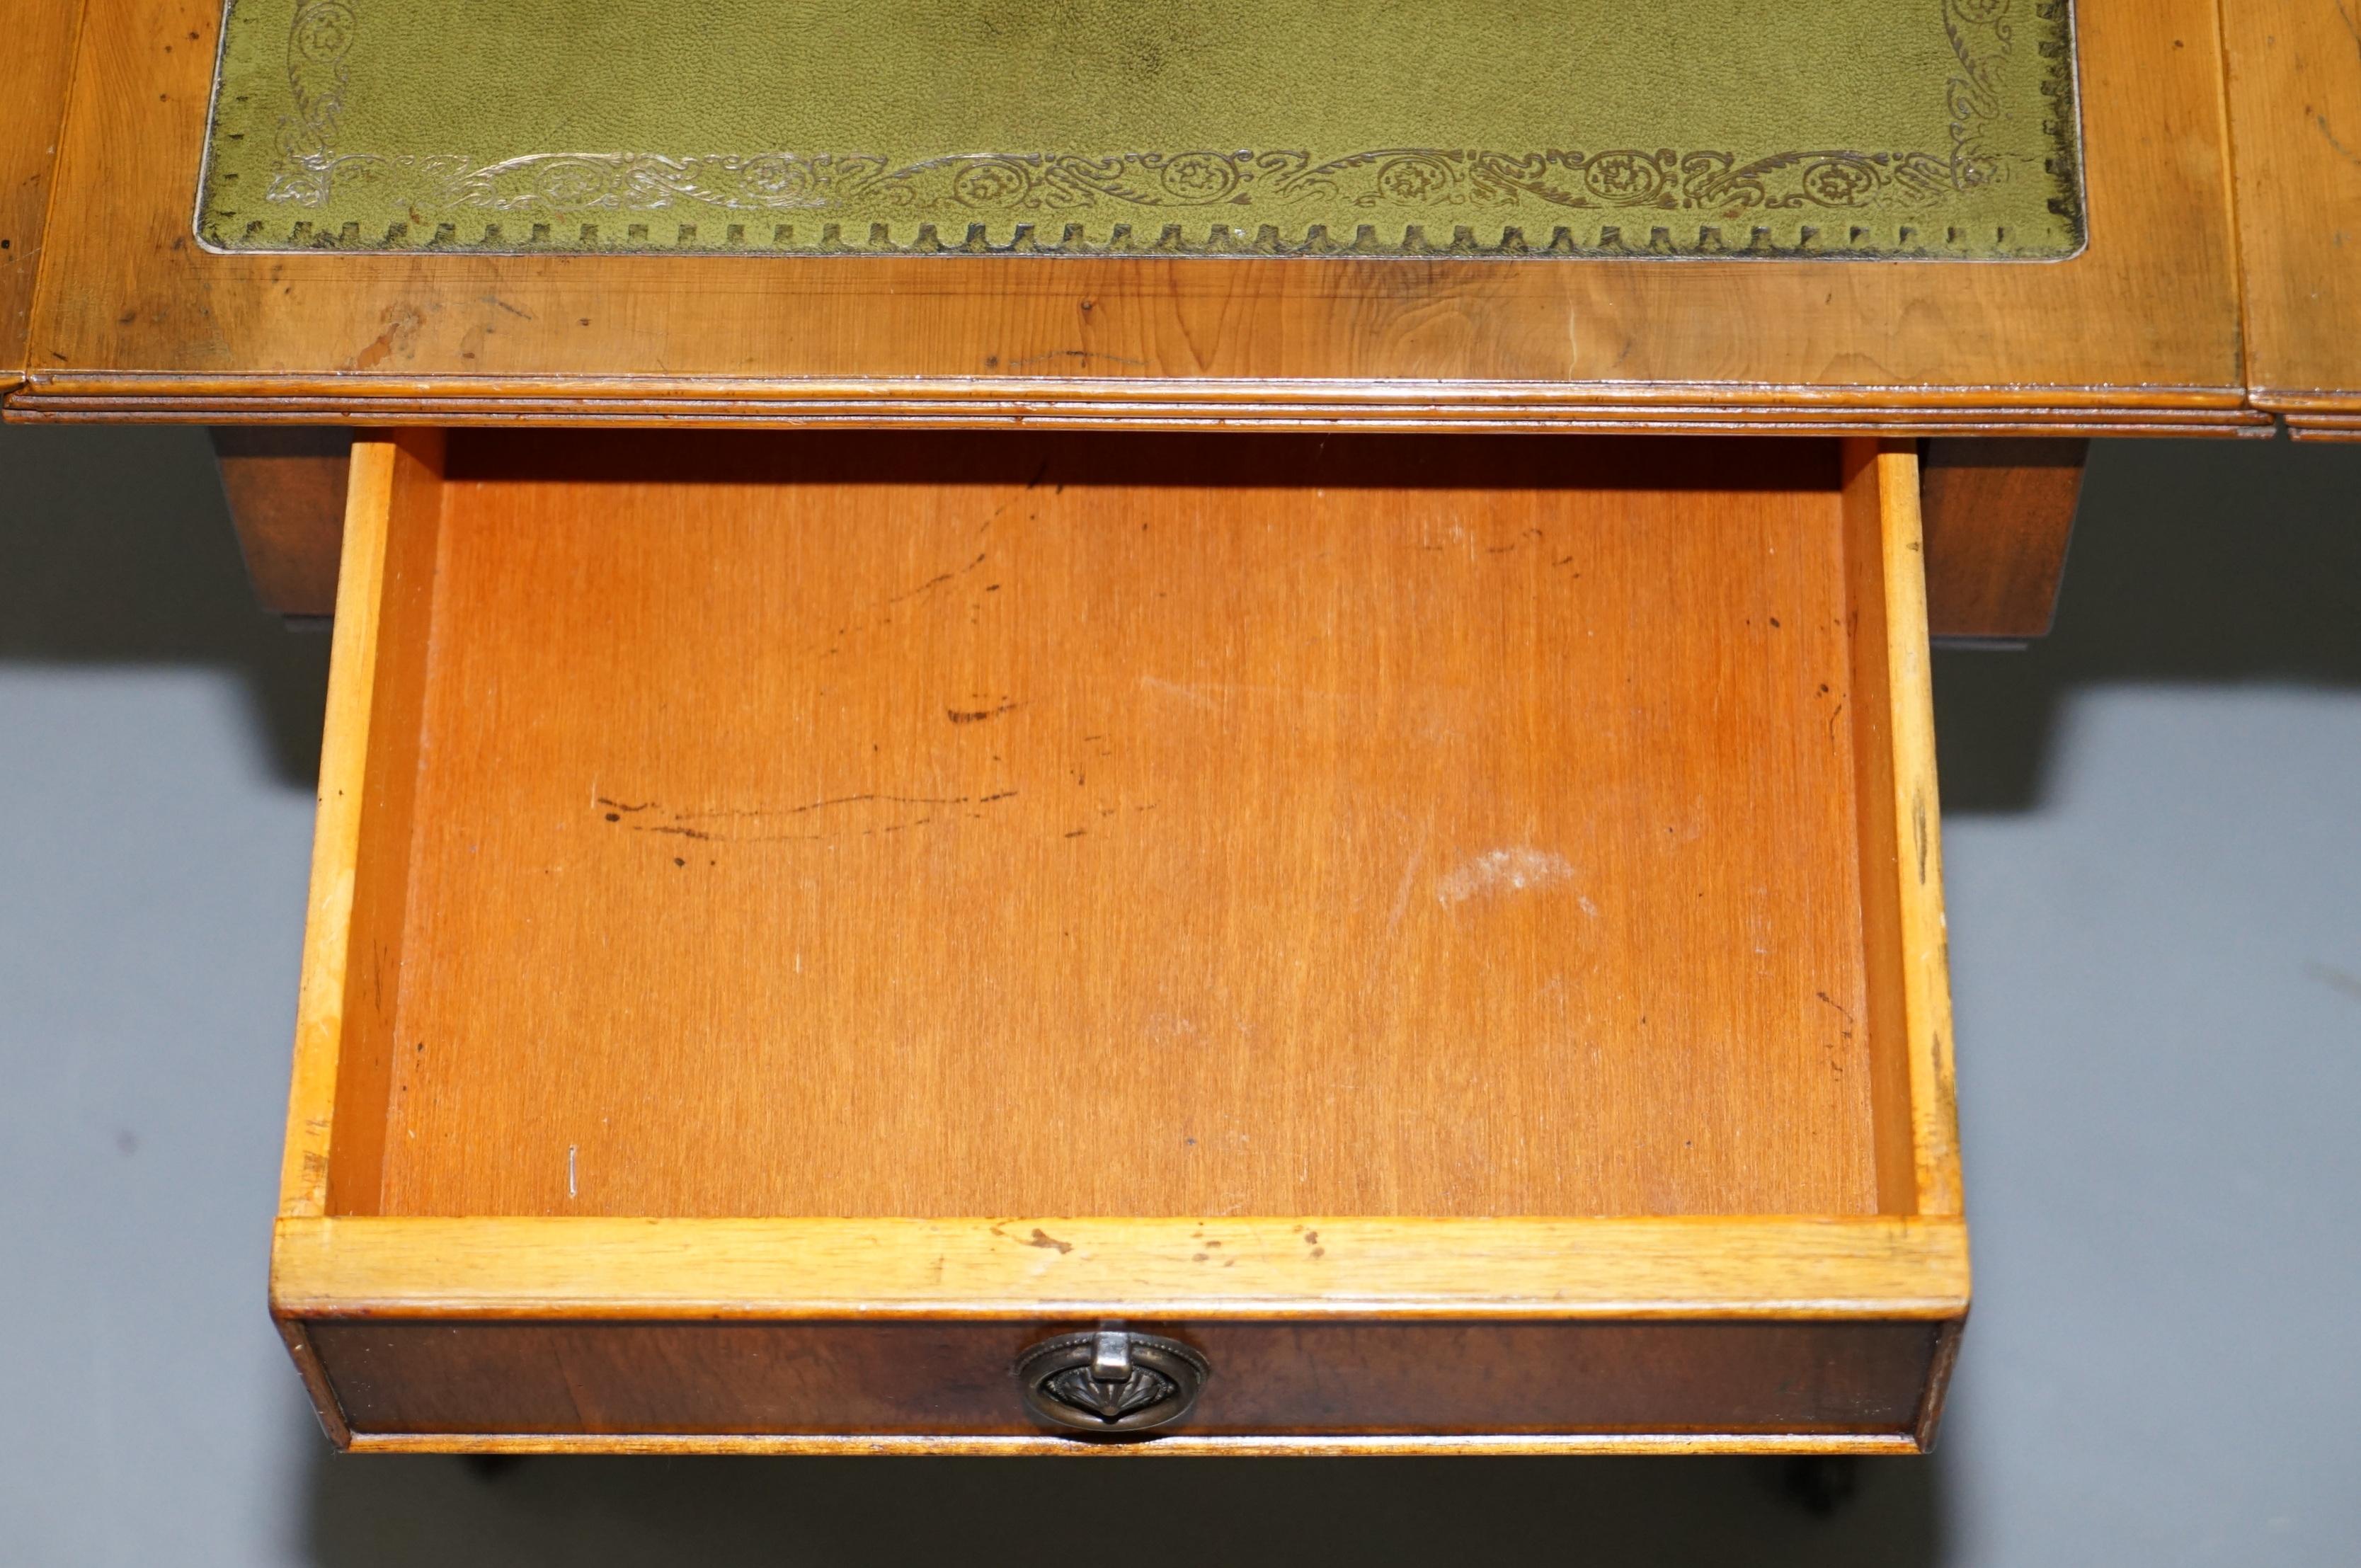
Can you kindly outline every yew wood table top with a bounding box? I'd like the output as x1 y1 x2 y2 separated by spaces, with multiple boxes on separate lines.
0 0 2280 433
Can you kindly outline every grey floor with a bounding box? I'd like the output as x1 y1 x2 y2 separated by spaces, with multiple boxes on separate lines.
1 427 2355 1566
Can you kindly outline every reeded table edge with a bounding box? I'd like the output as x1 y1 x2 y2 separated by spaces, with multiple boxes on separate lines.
2 372 2270 434
2250 390 2361 442
2287 419 2361 442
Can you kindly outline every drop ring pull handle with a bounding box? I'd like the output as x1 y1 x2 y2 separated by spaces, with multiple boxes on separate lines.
1013 1324 1211 1433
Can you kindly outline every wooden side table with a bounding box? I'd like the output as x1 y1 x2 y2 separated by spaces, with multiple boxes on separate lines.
3 0 2349 1453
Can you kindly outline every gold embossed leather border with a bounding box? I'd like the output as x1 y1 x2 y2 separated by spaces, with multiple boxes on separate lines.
198 0 2085 260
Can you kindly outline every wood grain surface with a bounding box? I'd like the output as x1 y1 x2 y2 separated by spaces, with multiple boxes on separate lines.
2221 1 2361 437
306 1317 1943 1442
279 429 443 1220
1842 445 1915 1218
210 427 351 615
0 0 87 386
6 0 2253 430
1919 439 2087 640
1856 442 1962 1218
198 432 2087 643
334 433 1885 1220
271 1215 1971 1320
278 436 396 1223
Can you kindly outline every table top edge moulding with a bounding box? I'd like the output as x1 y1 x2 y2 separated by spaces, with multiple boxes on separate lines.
9 0 2251 430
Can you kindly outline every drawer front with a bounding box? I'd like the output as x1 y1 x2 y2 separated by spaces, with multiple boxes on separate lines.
307 1320 1947 1451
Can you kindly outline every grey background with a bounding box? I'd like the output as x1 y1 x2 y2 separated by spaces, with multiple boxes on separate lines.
1 427 2354 1565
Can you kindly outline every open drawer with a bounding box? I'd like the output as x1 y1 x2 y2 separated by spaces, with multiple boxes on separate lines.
271 430 1964 1455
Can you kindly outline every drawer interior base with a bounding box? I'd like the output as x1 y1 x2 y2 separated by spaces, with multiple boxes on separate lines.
325 433 1912 1221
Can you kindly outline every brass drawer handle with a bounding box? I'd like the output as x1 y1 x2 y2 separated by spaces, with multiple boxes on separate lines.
1014 1325 1210 1434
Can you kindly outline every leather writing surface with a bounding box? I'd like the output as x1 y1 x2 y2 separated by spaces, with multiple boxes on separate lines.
199 0 2084 258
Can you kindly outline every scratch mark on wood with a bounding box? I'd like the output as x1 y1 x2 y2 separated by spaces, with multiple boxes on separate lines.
2318 0 2361 172
598 790 1022 847
996 1225 1072 1254
947 701 1025 724
1003 348 1148 371
678 793 981 819
886 551 990 607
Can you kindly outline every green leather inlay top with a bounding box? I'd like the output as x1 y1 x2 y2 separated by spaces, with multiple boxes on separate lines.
198 0 2085 258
